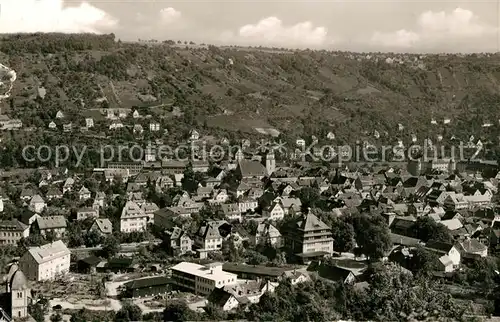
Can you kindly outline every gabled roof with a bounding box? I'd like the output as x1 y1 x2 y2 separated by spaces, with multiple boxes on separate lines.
318 264 354 282
200 220 231 239
124 276 170 290
295 212 330 232
425 240 454 253
46 187 62 196
208 287 234 307
237 160 267 177
0 219 28 231
79 186 90 194
93 219 113 234
458 239 487 254
30 194 44 204
36 216 66 229
27 240 70 264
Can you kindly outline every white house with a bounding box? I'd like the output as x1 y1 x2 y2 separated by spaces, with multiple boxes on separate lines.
79 186 91 201
190 129 200 141
55 111 64 119
133 124 144 134
255 222 282 247
63 123 72 132
296 138 306 147
211 189 229 204
109 121 124 130
132 110 140 118
263 202 285 221
85 118 94 128
207 288 240 311
19 240 71 281
48 121 56 129
149 123 160 132
120 201 150 233
425 241 461 271
29 195 46 213
63 178 75 194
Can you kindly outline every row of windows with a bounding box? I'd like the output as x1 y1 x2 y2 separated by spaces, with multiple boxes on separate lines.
0 239 20 244
198 285 212 293
0 232 22 237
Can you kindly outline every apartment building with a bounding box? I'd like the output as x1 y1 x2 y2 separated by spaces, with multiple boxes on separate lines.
19 240 71 281
171 262 237 296
0 220 29 245
34 216 67 238
194 220 232 259
120 201 150 232
284 212 334 261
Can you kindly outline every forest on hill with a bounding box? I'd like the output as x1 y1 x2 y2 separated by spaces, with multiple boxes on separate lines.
1 33 500 158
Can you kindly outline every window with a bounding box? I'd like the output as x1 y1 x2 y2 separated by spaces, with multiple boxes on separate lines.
17 292 22 298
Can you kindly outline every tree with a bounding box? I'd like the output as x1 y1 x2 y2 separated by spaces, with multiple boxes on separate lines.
331 218 355 254
413 217 452 243
466 257 498 292
297 187 321 211
351 213 391 261
71 308 91 322
362 262 466 321
409 246 439 276
84 230 104 247
28 303 45 322
101 235 120 258
245 250 267 265
163 301 197 322
181 165 200 193
115 302 142 322
50 313 63 322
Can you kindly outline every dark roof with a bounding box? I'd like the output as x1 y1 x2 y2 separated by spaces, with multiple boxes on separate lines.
318 264 354 282
238 160 267 177
207 287 233 306
403 177 419 187
222 263 287 277
425 240 454 253
79 256 102 266
390 233 422 246
124 276 170 290
107 258 134 268
20 210 36 225
389 218 415 230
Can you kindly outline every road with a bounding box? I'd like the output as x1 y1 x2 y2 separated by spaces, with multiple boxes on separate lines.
70 239 162 253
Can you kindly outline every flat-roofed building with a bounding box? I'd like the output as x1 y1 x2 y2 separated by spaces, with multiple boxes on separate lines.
171 262 237 296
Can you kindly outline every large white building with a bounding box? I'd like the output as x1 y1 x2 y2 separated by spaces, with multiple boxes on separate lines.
171 262 237 296
120 201 150 233
19 240 70 281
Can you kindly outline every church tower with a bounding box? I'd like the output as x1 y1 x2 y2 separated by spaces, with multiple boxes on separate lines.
2 264 30 320
263 149 276 176
448 158 456 173
235 148 244 162
9 269 29 319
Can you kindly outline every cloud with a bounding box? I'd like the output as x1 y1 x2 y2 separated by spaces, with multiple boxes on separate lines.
370 8 497 51
0 0 118 34
160 7 182 24
223 17 328 48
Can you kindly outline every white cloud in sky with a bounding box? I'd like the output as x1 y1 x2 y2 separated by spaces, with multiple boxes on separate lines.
160 7 182 24
0 0 117 34
223 17 328 48
370 8 497 50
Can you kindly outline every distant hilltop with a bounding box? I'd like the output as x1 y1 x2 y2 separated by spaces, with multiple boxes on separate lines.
1 32 500 150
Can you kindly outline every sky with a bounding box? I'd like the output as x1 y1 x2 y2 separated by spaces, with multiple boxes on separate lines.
0 0 499 53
